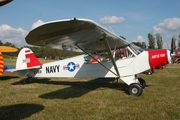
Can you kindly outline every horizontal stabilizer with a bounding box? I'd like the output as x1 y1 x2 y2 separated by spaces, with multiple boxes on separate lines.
4 66 16 73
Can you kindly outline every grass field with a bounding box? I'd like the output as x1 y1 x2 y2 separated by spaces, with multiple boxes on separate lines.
0 58 180 120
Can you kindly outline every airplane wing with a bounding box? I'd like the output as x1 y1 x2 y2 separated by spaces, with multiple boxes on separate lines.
0 46 17 52
26 18 130 77
0 0 12 7
26 18 129 53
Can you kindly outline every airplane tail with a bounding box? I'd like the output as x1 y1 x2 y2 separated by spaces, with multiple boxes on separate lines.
16 48 42 71
0 52 4 76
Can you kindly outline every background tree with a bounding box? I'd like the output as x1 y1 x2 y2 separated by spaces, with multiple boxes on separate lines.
4 42 16 47
0 40 3 45
132 42 146 49
172 37 176 50
0 40 82 58
119 35 126 40
156 33 163 49
142 42 147 49
178 35 180 50
148 33 155 49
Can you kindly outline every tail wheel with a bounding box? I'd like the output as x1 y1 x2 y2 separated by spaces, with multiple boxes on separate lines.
147 69 153 75
128 83 143 96
138 78 146 88
24 77 32 83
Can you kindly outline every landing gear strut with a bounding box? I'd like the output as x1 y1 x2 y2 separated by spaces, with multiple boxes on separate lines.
138 78 146 88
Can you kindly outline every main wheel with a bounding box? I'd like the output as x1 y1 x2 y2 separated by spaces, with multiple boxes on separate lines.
138 78 146 88
128 83 143 96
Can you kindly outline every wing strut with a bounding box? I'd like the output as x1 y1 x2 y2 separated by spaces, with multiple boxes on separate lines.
75 33 120 78
100 33 120 78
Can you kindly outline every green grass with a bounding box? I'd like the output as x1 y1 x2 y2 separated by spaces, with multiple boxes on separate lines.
1 58 180 119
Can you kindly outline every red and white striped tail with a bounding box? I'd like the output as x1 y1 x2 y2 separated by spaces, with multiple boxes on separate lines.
16 48 42 70
0 52 4 76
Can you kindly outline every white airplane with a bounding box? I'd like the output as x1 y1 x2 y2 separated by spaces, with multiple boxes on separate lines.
15 18 174 96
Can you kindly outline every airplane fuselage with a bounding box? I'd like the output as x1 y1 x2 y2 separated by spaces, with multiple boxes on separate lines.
17 48 171 86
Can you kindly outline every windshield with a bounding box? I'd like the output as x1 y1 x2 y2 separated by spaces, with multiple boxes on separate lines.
129 43 144 55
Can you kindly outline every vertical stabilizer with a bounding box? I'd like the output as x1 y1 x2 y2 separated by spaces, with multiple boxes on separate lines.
16 48 42 70
0 52 4 76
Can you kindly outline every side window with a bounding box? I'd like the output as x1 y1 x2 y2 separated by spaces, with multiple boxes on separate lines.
84 46 136 63
116 46 135 60
84 52 109 64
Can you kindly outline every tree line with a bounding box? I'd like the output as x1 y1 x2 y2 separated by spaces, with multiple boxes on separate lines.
1 33 180 58
0 41 81 58
131 33 180 50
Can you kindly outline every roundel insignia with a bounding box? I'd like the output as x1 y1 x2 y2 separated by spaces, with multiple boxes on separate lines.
67 62 76 72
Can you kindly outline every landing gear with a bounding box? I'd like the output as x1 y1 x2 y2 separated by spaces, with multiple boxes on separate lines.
24 77 32 83
138 78 146 88
128 83 143 96
121 75 146 96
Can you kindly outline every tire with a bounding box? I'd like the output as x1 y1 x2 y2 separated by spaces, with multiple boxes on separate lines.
147 69 152 75
128 83 143 96
138 78 146 88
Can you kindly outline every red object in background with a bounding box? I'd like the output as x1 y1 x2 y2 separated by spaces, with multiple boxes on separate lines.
0 0 12 7
0 53 4 76
174 50 180 58
91 55 99 63
148 50 168 69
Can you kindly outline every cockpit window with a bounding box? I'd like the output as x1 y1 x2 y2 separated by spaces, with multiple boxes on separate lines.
83 43 145 63
129 43 144 55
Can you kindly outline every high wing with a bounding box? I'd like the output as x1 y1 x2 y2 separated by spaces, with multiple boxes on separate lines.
26 18 131 77
26 18 129 53
0 0 12 7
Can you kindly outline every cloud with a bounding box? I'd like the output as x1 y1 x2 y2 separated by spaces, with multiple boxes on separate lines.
152 26 166 34
0 24 28 47
137 35 144 42
0 20 45 48
153 17 180 34
158 18 180 31
152 17 180 49
133 35 146 42
31 20 44 29
100 16 125 25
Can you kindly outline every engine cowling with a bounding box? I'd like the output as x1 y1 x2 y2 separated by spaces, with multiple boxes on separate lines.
148 49 171 69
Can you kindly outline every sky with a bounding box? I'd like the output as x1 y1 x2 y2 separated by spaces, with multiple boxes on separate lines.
0 0 180 49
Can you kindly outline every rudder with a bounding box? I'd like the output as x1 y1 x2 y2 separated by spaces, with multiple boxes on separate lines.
16 48 42 71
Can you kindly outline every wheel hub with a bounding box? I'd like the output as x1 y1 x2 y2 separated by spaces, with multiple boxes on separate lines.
132 88 138 94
